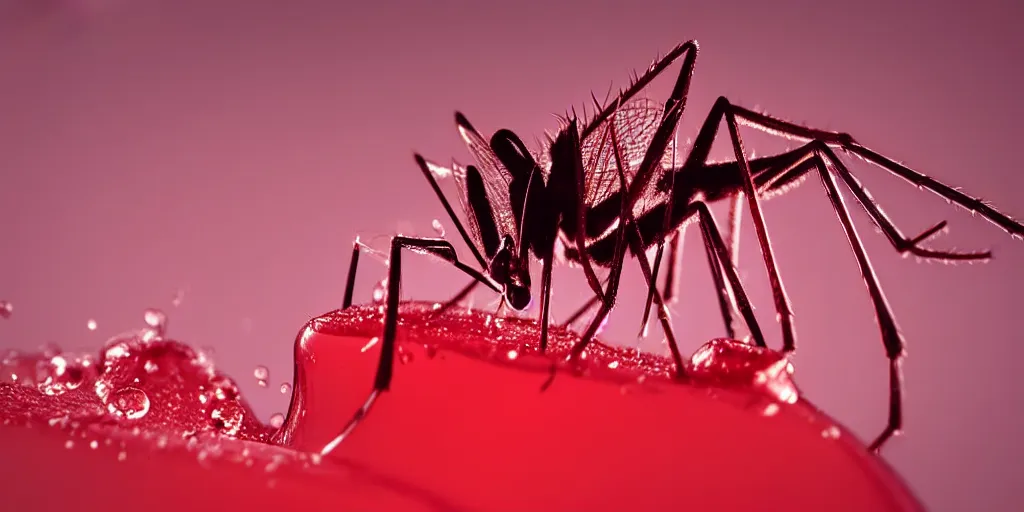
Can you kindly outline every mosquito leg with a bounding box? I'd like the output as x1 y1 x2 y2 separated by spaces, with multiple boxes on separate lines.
722 109 798 354
726 193 743 269
624 223 687 377
692 201 765 347
638 243 667 339
662 229 684 304
623 42 699 208
800 141 906 453
699 210 739 341
538 253 556 352
320 235 502 455
720 103 1024 247
714 138 1000 263
570 123 638 361
719 139 913 451
342 239 360 309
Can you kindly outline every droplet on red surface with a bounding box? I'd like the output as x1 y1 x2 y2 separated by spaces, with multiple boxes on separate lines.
270 413 285 428
143 308 167 338
1 329 272 443
371 279 387 304
0 300 13 319
106 387 150 420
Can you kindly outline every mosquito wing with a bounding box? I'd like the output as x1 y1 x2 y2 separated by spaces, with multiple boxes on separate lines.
579 97 678 212
454 112 521 246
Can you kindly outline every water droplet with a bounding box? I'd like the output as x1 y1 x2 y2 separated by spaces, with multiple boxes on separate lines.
143 308 167 337
821 426 842 439
372 279 388 304
253 366 269 387
37 355 89 396
506 349 519 360
397 345 413 365
269 413 285 428
87 319 97 331
65 440 74 449
89 440 99 449
210 403 243 436
689 339 800 404
117 451 127 461
106 387 151 420
431 219 446 237
279 383 291 395
763 403 780 417
360 337 379 353
0 300 12 318
607 360 620 369
172 288 185 307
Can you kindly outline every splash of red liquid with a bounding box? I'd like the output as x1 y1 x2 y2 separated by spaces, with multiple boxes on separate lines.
0 302 925 511
1 329 271 441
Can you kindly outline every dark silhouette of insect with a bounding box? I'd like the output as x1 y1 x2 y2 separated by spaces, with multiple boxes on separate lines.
321 42 769 455
327 39 1024 456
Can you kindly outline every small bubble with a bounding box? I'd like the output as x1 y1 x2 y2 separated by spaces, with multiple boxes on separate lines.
398 345 413 364
172 288 185 308
506 349 519 360
143 308 167 337
431 219 446 237
254 366 269 387
821 426 842 439
87 319 97 331
0 300 12 319
763 403 780 417
106 387 151 420
372 279 388 304
64 440 74 449
117 451 127 461
89 440 99 449
269 413 285 428
279 383 291 395
210 403 243 436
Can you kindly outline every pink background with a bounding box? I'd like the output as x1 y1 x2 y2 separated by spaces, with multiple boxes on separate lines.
1 1 1021 510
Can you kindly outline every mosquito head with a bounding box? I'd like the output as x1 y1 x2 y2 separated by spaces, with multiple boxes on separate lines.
505 280 532 311
488 235 533 311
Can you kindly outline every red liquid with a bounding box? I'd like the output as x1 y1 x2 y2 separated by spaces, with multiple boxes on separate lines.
0 302 925 511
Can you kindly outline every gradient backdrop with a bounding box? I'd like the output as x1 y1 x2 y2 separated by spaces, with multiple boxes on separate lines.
1 1 1022 510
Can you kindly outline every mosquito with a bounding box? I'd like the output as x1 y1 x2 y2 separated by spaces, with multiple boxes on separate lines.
321 42 768 455
425 43 767 373
318 118 641 457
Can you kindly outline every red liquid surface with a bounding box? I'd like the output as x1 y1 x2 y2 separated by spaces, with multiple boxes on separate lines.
0 302 925 511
